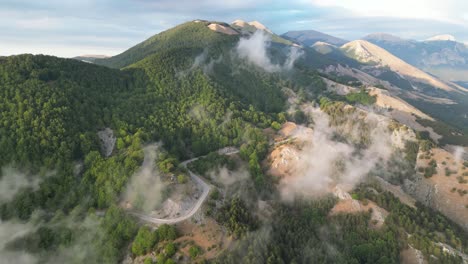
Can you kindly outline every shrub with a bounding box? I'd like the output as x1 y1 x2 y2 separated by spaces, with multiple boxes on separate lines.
164 242 176 257
177 174 188 184
189 245 201 259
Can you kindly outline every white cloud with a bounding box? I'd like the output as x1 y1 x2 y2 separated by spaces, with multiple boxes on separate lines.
122 144 166 212
278 108 394 201
235 30 303 72
311 0 467 24
236 30 282 72
16 17 61 30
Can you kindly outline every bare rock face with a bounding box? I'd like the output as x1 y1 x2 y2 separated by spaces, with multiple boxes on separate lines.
97 128 116 157
403 175 436 207
404 148 468 231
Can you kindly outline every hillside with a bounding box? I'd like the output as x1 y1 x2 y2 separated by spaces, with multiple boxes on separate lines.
341 40 458 92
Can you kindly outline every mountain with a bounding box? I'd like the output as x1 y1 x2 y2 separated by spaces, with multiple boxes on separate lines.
341 40 458 92
73 54 110 63
364 33 468 82
426 34 456 41
282 29 348 46
95 21 239 69
364 33 408 43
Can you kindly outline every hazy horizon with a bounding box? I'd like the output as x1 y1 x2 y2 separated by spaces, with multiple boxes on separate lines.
1 0 467 57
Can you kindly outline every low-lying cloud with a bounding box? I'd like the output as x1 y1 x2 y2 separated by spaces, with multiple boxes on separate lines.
0 167 46 202
177 49 223 78
277 108 394 201
236 30 303 72
284 46 304 70
0 211 108 264
0 220 37 264
122 144 166 212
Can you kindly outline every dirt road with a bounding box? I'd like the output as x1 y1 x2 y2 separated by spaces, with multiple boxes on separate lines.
132 147 238 225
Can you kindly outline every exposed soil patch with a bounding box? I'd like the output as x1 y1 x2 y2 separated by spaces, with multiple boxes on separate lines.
330 187 389 229
175 218 232 261
406 147 468 231
207 24 239 35
400 245 426 264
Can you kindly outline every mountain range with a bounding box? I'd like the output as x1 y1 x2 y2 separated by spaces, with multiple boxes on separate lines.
1 19 468 264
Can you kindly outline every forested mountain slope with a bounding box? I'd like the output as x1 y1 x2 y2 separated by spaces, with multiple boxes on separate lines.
95 21 238 69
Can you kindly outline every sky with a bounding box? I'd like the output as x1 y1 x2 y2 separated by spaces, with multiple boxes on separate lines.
1 0 467 57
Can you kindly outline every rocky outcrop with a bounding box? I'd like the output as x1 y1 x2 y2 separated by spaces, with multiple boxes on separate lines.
97 128 116 157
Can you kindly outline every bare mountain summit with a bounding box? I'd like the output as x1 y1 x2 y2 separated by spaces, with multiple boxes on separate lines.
341 40 462 92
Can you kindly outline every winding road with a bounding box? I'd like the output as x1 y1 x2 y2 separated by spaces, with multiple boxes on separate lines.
131 147 239 225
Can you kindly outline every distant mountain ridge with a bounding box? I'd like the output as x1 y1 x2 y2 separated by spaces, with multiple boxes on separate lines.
364 33 468 82
282 30 348 46
341 40 459 92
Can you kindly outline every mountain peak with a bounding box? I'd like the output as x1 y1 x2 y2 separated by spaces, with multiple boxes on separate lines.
364 33 404 42
311 41 337 54
231 19 272 33
426 34 456 42
232 19 248 27
248 21 270 32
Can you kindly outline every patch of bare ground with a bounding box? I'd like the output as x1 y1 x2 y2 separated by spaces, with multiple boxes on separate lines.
413 148 468 230
321 64 394 89
266 122 313 178
207 23 238 35
174 218 232 261
322 77 359 95
388 110 441 143
369 88 433 120
400 245 426 264
330 187 389 229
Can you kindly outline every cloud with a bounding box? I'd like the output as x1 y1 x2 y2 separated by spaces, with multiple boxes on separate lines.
186 49 223 75
0 210 110 264
278 108 394 201
0 0 467 57
0 220 37 264
311 0 467 24
284 46 304 70
452 146 465 161
208 166 250 187
0 167 47 202
122 144 166 212
236 31 282 72
235 30 303 72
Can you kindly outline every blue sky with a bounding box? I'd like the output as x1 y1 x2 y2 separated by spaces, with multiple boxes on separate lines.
1 0 467 57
